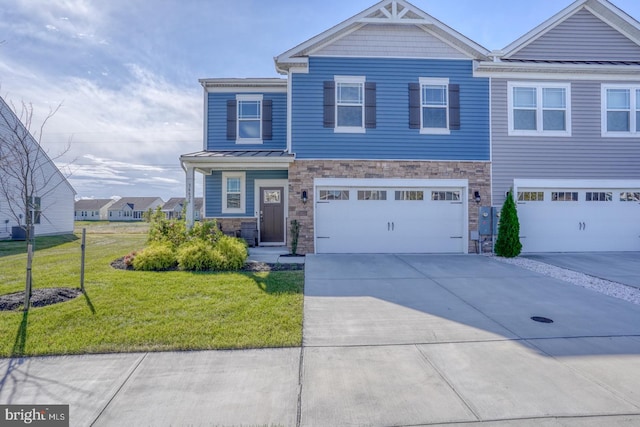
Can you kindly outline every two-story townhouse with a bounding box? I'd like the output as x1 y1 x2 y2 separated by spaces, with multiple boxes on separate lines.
476 0 640 253
181 0 492 254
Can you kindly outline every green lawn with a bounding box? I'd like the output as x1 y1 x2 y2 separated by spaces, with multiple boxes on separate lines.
0 224 303 357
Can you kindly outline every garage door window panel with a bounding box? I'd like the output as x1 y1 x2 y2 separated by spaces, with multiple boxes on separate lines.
518 191 544 202
620 192 640 202
552 191 578 202
357 190 387 201
586 192 612 202
319 190 349 201
432 191 460 201
395 190 424 201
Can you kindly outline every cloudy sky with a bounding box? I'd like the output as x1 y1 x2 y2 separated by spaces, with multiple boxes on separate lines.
2 0 639 200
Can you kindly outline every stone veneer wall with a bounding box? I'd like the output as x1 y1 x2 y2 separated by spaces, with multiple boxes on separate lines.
215 218 257 235
288 160 491 254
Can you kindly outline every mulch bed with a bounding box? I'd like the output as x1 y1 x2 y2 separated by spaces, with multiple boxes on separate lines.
110 257 304 272
0 288 82 311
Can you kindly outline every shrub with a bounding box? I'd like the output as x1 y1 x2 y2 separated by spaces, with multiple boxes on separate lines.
146 206 187 248
495 191 522 258
132 243 177 271
214 235 248 271
123 251 137 268
177 239 214 271
189 220 222 244
290 219 300 255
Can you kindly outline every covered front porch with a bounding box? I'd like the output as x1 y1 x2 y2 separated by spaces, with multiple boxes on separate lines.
180 150 295 247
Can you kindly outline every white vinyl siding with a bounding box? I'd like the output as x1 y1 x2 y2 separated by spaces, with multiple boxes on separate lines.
508 82 571 137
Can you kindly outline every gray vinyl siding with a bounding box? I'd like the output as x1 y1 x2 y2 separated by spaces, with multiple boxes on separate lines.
509 10 640 61
314 24 468 59
491 79 640 205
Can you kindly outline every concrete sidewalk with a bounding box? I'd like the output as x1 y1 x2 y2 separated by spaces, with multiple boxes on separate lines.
1 254 640 426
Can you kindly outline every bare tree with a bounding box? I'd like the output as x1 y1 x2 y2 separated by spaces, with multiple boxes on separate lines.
0 96 70 310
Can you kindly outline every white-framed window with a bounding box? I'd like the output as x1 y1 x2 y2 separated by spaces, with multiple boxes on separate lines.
236 94 262 143
602 85 640 137
335 76 365 133
28 196 41 224
222 172 245 214
508 82 571 136
420 77 449 134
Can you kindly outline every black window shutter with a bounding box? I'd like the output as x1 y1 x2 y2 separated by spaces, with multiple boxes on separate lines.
262 99 273 140
365 82 376 129
409 83 421 129
227 100 237 140
323 81 335 128
449 84 460 130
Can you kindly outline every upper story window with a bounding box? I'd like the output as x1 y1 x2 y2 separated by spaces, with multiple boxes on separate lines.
237 95 262 143
226 96 272 144
324 77 376 133
602 85 640 137
508 82 571 137
421 78 449 134
409 79 460 133
337 78 364 130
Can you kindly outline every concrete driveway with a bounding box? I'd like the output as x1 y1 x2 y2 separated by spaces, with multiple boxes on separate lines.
523 252 640 289
302 254 640 426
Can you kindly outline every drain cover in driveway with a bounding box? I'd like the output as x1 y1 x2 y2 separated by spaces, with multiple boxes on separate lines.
531 316 554 324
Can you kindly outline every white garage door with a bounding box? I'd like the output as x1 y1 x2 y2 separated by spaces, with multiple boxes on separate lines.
315 182 467 254
516 186 640 253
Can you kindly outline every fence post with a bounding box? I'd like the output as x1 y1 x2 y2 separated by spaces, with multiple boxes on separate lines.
80 228 86 293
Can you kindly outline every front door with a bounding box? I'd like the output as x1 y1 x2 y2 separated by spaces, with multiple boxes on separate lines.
260 187 284 243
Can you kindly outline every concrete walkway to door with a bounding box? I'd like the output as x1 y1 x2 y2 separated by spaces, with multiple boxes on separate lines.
301 254 640 426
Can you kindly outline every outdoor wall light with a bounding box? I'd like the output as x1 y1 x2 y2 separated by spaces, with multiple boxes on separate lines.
474 191 481 204
302 190 308 204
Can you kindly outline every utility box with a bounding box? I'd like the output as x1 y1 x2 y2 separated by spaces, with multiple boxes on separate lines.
478 207 493 236
491 206 500 236
478 207 501 236
11 226 26 241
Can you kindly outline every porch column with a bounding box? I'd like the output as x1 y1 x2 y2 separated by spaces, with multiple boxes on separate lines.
185 165 195 228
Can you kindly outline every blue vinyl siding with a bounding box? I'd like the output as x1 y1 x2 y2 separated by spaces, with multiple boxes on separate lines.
207 92 287 150
292 57 489 160
205 170 288 217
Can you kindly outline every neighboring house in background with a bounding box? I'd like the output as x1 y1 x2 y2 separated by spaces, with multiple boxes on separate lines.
162 197 203 221
181 0 640 254
0 96 76 239
107 197 164 221
475 0 640 253
74 199 115 221
181 0 491 254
